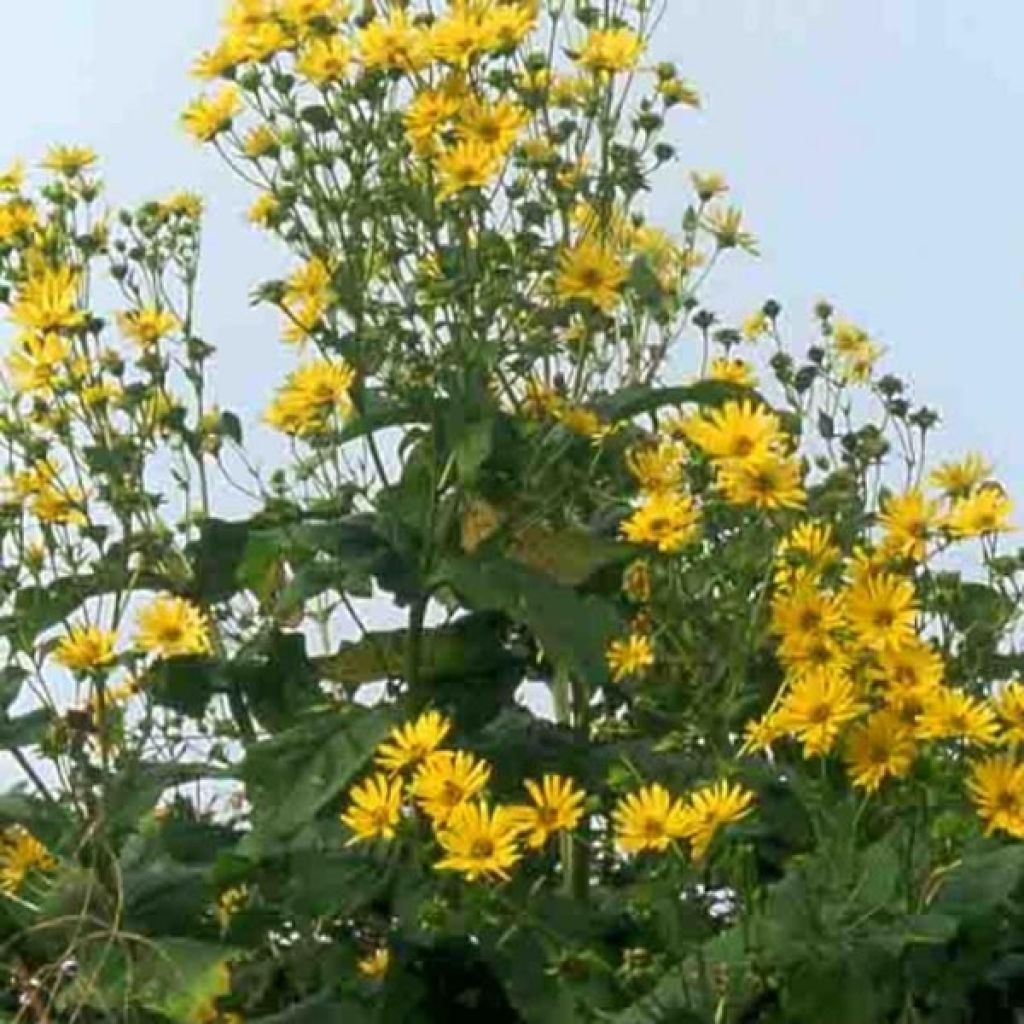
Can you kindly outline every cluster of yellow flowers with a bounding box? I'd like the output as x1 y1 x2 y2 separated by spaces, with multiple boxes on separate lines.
735 457 1021 832
342 710 585 880
342 710 756 880
0 826 55 894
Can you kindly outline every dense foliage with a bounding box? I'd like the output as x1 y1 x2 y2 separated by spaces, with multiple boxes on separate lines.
2 1 1024 1021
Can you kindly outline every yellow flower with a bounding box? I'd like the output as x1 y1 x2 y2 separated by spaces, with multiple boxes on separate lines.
777 668 864 757
555 240 627 312
740 710 786 755
296 36 351 83
279 0 350 30
6 332 70 394
845 711 916 792
625 440 686 494
555 403 604 437
358 10 430 73
135 596 211 658
54 625 118 672
33 484 87 525
265 358 356 436
192 39 247 80
0 159 25 192
915 688 1000 746
967 755 1024 838
577 27 644 74
0 827 55 893
874 638 944 697
774 521 840 584
993 681 1024 746
404 86 461 155
708 357 756 388
411 750 491 825
10 265 86 333
376 710 452 774
691 171 729 202
182 87 242 143
741 309 769 341
606 633 654 683
705 206 758 253
845 573 917 652
681 400 782 461
342 773 404 844
716 453 805 511
878 489 941 561
41 145 97 176
358 946 390 980
771 580 845 656
613 783 691 854
831 319 870 356
430 9 491 68
679 781 755 859
929 453 992 498
435 140 502 200
457 99 528 157
658 78 701 107
945 485 1014 538
482 3 537 50
117 307 180 349
248 192 279 227
510 775 586 849
0 198 37 241
242 125 278 159
620 491 700 553
238 19 292 61
435 800 523 881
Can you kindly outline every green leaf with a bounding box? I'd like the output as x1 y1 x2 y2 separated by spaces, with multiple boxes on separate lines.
507 524 630 586
931 844 1024 920
106 761 228 831
596 380 748 422
434 555 625 687
0 709 50 749
230 629 321 732
186 518 254 603
242 706 393 848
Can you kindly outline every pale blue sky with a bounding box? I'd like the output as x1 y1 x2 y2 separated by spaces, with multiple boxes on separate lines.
2 2 1022 487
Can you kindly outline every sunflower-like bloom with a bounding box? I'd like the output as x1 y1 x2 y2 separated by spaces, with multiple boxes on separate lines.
777 668 865 757
612 783 691 854
619 491 700 553
341 773 404 844
915 687 1000 746
716 453 806 511
844 711 916 793
181 86 241 143
681 400 783 462
117 307 180 349
376 710 452 774
967 755 1024 838
134 596 211 658
435 800 523 881
555 240 627 312
679 781 755 859
576 27 644 73
54 625 118 672
606 633 654 683
0 827 56 893
945 486 1014 538
10 265 86 334
844 572 918 652
510 774 586 849
878 489 941 562
411 750 491 825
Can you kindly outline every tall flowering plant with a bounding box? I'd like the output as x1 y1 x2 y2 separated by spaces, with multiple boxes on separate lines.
0 2 1023 1021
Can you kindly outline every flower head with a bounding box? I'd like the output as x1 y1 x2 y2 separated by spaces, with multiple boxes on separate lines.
777 668 864 757
435 800 522 881
577 27 644 73
945 486 1014 538
54 625 118 672
613 783 691 854
620 491 700 553
182 87 242 143
967 756 1024 838
681 400 783 462
411 750 491 825
845 573 918 652
845 711 916 792
716 453 805 511
679 781 755 859
436 140 502 201
0 827 55 893
606 633 654 682
555 240 627 312
376 710 452 774
117 307 180 349
135 596 211 658
510 774 586 849
342 773 404 844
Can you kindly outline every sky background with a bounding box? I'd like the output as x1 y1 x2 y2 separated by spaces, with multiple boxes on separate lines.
1 1 1021 484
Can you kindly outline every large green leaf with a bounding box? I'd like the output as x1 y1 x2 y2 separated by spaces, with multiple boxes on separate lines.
242 706 393 848
434 555 625 687
596 380 746 422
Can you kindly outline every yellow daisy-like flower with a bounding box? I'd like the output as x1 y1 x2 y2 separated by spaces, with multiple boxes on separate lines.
945 485 1014 538
117 307 180 349
435 800 523 881
613 783 691 855
844 573 918 652
915 688 1000 746
435 140 502 201
41 145 97 176
878 489 941 562
967 755 1024 838
482 3 537 51
279 0 349 30
357 946 390 980
33 484 87 526
457 99 528 158
411 750 491 825
264 359 356 436
10 265 86 334
358 10 430 73
625 440 686 494
248 192 279 227
620 491 700 553
929 453 992 498
707 357 756 388
376 710 452 774
181 86 242 143
510 774 586 849
679 781 755 860
404 86 461 156
341 773 404 845
429 9 491 69
242 125 278 159
844 711 916 793
6 332 70 395
576 27 644 74
874 638 944 697
740 710 786 755
296 36 351 84
777 668 865 757
716 453 806 511
0 159 25 192
54 625 118 672
681 400 783 462
606 633 654 683
0 827 56 893
771 580 845 652
993 680 1024 746
135 596 211 658
555 239 627 312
